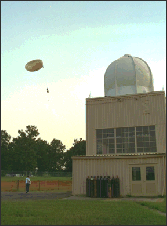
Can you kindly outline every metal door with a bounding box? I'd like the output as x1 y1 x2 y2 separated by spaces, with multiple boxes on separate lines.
130 164 157 196
143 164 157 196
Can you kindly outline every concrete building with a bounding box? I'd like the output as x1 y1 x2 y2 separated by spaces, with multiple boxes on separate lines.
72 54 166 197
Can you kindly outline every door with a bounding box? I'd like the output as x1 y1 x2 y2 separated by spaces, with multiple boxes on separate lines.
144 165 157 196
130 164 157 196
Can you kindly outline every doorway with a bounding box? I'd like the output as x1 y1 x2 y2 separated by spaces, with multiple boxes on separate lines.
130 164 157 196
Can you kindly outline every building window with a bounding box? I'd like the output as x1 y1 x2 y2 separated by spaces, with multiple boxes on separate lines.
97 139 102 154
136 126 157 153
96 125 157 155
96 129 115 154
132 167 141 181
116 127 135 154
146 167 155 180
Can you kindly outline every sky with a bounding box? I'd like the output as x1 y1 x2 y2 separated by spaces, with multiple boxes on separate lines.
1 1 166 150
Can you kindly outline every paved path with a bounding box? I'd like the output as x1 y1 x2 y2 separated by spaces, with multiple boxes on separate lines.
1 191 72 201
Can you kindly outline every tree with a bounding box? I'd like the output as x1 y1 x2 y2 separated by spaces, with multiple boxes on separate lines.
25 125 40 139
62 139 86 172
47 138 66 172
9 125 39 171
1 130 12 170
35 138 50 172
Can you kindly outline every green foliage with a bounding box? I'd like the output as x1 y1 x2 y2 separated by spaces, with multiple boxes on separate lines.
48 139 66 172
62 139 86 172
1 126 86 173
1 130 12 170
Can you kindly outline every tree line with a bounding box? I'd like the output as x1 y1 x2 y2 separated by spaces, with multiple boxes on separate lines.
1 125 86 173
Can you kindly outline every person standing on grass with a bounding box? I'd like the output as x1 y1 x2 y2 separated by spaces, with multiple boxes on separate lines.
26 175 31 193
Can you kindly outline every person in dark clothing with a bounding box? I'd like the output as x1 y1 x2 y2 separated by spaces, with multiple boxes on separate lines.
26 175 31 193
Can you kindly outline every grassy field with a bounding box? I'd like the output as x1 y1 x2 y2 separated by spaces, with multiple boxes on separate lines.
1 199 166 225
138 198 166 213
1 176 72 182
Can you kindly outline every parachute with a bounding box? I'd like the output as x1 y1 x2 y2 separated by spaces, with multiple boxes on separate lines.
25 59 44 72
25 59 49 98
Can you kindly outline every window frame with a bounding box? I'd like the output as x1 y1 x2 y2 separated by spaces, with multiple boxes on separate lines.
96 126 157 155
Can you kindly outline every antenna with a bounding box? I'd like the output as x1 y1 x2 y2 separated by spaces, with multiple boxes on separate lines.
89 92 91 98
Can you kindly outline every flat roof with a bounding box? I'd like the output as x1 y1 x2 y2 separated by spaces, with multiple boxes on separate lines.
86 91 165 102
72 152 166 159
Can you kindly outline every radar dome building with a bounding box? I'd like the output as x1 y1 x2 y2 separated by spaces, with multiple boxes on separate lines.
72 54 166 198
104 54 154 97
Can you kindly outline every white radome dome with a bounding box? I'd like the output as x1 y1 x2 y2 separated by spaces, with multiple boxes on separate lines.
104 54 154 97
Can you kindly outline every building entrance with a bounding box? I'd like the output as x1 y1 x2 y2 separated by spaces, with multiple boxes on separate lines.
130 164 157 196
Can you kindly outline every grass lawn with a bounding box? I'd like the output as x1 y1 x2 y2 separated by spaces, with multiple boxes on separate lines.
138 198 166 213
1 199 166 225
1 176 72 182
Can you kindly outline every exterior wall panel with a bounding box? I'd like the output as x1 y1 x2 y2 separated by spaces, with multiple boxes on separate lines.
156 124 166 153
86 91 166 155
72 155 166 196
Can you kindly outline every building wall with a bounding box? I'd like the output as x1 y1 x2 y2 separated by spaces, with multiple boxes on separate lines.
86 91 166 156
72 155 166 196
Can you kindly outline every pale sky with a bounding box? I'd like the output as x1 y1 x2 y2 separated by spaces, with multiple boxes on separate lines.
1 1 166 150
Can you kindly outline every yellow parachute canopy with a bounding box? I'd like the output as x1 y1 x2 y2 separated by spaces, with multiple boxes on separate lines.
25 59 44 72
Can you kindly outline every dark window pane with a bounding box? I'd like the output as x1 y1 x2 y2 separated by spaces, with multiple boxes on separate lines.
103 133 108 138
136 131 143 137
150 136 156 141
123 148 128 153
109 144 115 149
144 142 150 147
144 147 150 153
149 126 155 131
136 126 142 132
117 138 122 143
129 138 135 142
144 136 149 141
150 142 156 147
132 167 141 181
109 139 115 144
150 147 157 152
123 133 129 138
123 143 129 148
103 129 108 133
123 127 128 132
123 137 128 143
109 148 115 154
117 144 122 148
129 143 135 148
97 140 102 154
129 132 135 138
137 142 144 147
107 129 114 133
137 148 143 153
117 149 122 153
137 137 144 142
143 126 149 134
150 131 155 137
129 127 135 132
128 148 135 153
97 130 102 139
108 133 114 138
103 139 108 154
116 128 122 137
146 167 155 180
